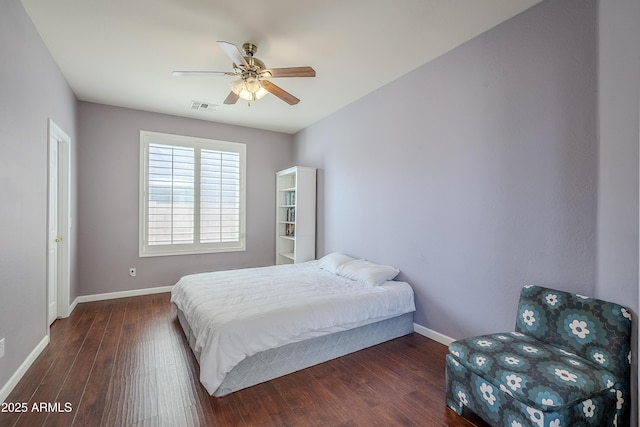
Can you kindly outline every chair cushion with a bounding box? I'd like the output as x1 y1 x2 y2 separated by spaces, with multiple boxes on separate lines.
514 285 632 382
448 332 619 411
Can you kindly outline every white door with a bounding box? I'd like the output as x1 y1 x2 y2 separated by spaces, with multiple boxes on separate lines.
47 136 59 325
47 119 71 323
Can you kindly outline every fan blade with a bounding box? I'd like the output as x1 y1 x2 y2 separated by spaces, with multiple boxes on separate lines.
172 71 236 77
262 66 316 78
217 41 248 67
223 91 239 105
261 80 300 105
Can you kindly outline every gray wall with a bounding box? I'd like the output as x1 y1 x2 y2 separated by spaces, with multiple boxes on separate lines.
597 0 640 421
596 0 639 317
295 0 598 338
77 102 294 296
0 0 77 390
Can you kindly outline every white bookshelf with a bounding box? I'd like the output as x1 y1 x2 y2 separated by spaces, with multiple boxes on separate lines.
275 166 316 265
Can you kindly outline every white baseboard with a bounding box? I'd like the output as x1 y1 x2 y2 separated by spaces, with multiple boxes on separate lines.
76 285 173 304
0 335 49 403
413 323 455 346
68 296 79 314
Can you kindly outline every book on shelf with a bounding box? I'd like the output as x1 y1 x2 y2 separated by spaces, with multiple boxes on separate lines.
285 207 295 222
284 191 296 206
284 223 295 237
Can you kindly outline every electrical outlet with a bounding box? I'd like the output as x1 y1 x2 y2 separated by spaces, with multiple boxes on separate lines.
0 338 5 359
129 268 136 277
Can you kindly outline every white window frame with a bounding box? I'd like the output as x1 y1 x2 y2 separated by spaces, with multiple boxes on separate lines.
139 130 246 257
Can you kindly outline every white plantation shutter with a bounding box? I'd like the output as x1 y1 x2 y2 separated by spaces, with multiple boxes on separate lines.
140 131 245 256
148 144 195 245
200 149 241 243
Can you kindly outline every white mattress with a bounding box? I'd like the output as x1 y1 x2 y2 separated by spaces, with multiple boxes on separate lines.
170 261 415 395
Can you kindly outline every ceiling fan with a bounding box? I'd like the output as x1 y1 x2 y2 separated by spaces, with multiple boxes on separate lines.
173 41 315 106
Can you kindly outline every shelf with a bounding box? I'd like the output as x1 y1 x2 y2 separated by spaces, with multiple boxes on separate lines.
276 166 316 265
279 252 295 260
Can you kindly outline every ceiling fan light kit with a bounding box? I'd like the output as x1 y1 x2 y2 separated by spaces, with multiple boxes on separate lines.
229 77 268 103
173 41 315 107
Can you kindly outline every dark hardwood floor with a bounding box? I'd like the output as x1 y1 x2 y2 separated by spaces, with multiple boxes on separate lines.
1 293 488 427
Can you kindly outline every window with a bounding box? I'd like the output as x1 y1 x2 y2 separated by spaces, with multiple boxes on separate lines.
139 131 246 257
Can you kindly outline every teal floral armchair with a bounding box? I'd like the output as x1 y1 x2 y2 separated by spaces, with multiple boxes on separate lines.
446 285 632 426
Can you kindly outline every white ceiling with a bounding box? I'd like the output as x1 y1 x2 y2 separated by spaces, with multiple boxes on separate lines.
21 0 541 134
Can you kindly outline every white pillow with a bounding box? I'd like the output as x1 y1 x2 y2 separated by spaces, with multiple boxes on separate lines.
317 252 356 274
336 259 400 286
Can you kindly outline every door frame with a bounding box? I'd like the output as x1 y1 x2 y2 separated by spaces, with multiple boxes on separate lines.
47 118 71 326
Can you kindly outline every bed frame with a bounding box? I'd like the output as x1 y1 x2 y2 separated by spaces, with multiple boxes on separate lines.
176 308 414 396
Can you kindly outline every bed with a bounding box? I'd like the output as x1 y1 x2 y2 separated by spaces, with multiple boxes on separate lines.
170 253 416 396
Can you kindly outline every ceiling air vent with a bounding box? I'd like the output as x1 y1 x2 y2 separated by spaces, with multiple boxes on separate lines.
191 101 218 112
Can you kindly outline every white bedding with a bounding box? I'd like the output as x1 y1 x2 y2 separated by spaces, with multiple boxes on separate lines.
170 261 415 395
